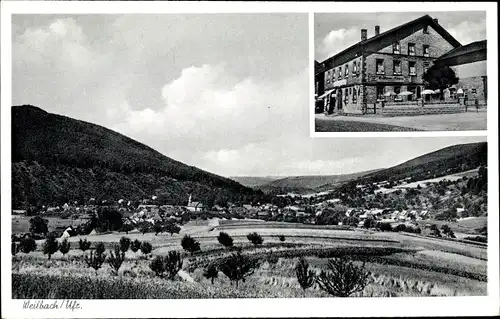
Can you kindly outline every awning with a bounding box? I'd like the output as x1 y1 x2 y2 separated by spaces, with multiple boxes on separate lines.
398 91 413 96
422 89 435 95
434 89 441 93
317 90 335 99
456 88 464 94
384 91 396 96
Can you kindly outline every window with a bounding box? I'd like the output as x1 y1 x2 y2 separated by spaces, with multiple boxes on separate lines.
349 87 352 95
408 43 416 56
423 45 430 57
409 61 416 76
352 88 357 102
471 88 477 94
345 65 349 77
423 25 429 34
393 60 402 75
408 86 416 101
394 86 401 95
353 62 357 74
338 68 342 79
393 42 400 54
377 86 384 100
376 59 385 74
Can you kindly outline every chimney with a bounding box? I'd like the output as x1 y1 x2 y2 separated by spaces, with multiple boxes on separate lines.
375 25 380 36
361 29 367 41
433 18 438 24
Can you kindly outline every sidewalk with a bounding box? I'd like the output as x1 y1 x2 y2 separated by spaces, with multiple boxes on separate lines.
315 109 487 132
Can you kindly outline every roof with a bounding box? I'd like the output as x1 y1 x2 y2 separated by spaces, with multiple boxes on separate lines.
320 15 461 68
434 40 486 65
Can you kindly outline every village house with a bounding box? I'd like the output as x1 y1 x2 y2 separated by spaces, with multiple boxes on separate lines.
316 15 486 115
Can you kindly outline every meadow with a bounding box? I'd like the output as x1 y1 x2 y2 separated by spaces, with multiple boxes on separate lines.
12 218 487 299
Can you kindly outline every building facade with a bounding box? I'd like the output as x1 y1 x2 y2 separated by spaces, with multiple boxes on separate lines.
316 15 485 115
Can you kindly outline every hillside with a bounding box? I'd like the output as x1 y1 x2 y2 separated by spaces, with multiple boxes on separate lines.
331 142 487 197
229 176 284 188
257 169 382 194
12 105 258 208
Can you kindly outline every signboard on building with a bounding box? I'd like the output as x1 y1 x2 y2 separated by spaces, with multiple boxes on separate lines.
333 79 347 87
368 75 411 83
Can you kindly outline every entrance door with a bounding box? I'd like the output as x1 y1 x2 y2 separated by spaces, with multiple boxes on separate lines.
337 90 342 110
416 86 421 99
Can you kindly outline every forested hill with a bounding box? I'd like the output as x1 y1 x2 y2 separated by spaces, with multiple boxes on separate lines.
339 142 487 189
12 105 258 208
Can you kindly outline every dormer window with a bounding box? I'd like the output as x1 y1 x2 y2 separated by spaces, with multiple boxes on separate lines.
345 65 349 77
353 62 358 74
393 42 400 54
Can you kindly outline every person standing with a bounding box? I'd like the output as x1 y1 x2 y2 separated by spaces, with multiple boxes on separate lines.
464 95 468 112
475 96 479 112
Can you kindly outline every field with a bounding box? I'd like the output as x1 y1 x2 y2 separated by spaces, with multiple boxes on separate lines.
12 218 487 299
395 169 479 189
12 215 89 234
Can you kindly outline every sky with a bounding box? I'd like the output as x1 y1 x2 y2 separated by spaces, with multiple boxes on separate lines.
12 14 486 177
315 11 487 61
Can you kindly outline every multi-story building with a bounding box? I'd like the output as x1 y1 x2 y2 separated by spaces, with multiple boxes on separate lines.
315 15 485 115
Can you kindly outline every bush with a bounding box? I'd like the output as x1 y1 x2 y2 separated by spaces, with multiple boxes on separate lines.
154 222 163 235
393 224 406 232
95 242 106 255
464 236 487 243
120 223 134 234
140 242 153 257
43 235 59 260
295 257 315 291
19 237 37 253
247 232 263 246
278 235 286 242
219 252 259 288
108 245 125 275
59 238 71 256
149 251 183 279
130 239 141 252
140 223 151 235
120 237 131 253
78 238 91 252
316 256 370 297
181 235 201 255
363 219 376 229
217 232 234 248
203 263 218 284
377 222 392 232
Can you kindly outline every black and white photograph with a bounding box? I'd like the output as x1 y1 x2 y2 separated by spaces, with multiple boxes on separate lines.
314 12 488 132
1 2 499 319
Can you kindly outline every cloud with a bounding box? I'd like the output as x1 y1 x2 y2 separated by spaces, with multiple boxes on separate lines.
318 28 359 60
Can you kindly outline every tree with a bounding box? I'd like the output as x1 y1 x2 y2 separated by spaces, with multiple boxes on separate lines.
139 222 151 235
79 238 91 252
19 237 37 253
422 64 459 100
165 222 181 236
120 237 131 254
316 257 370 297
130 239 141 252
84 245 106 274
154 222 163 235
108 245 125 275
219 252 259 288
149 251 183 279
59 238 71 257
203 263 219 284
181 235 201 255
393 224 407 232
217 232 234 248
278 235 286 242
247 232 263 246
140 241 153 257
430 224 442 237
121 223 134 234
43 234 59 260
441 224 456 238
295 257 315 291
29 216 49 236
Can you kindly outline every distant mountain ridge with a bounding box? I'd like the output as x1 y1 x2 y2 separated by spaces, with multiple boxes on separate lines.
12 105 258 208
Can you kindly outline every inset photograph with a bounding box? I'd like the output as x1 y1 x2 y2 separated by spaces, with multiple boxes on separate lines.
314 12 487 132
